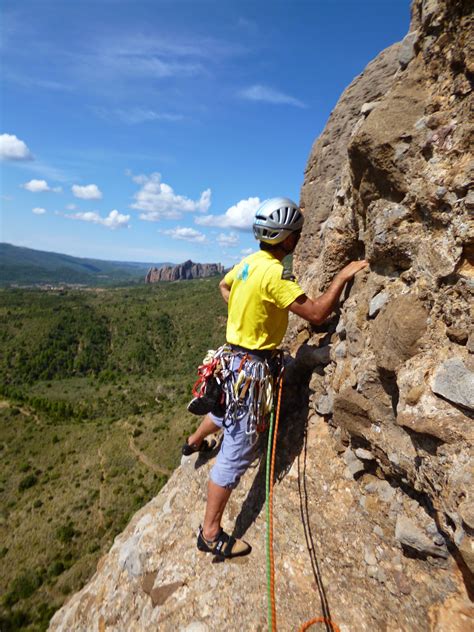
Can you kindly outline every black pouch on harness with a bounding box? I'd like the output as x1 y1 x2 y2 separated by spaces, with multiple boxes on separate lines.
187 377 225 417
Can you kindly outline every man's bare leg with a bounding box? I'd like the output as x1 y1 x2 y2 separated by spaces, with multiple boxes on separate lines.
202 480 231 540
187 414 220 448
189 417 232 541
187 413 227 539
188 416 248 553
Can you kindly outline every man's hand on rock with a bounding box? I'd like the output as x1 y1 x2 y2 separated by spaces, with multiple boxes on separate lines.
337 260 369 283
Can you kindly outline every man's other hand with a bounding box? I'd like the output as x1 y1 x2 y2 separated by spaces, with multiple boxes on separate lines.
336 260 369 282
289 259 369 326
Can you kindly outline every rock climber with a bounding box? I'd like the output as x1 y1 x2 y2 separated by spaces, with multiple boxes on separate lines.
183 197 368 558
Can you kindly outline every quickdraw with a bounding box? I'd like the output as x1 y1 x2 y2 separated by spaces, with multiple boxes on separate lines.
192 344 276 438
222 352 274 439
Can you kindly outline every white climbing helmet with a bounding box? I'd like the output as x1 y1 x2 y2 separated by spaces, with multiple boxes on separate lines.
253 197 304 245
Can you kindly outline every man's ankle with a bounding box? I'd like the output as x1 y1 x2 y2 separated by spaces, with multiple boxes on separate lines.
202 527 220 542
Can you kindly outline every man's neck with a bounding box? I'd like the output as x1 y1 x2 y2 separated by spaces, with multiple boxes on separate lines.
273 248 287 261
261 246 287 261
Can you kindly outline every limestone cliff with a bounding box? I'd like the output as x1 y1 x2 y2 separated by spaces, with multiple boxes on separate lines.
293 0 473 590
49 1 473 630
145 260 224 282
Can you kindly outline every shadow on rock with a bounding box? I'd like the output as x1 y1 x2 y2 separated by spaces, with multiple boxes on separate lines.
232 361 313 540
297 422 334 632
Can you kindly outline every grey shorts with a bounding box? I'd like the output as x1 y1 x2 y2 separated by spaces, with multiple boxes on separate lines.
208 354 261 489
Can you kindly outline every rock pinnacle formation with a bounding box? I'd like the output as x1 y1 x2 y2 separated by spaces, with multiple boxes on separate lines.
50 1 473 630
145 260 224 283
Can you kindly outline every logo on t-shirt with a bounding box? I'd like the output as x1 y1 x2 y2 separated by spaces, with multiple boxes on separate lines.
237 262 250 281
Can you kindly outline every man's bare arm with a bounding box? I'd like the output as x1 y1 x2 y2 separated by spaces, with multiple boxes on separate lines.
219 278 231 304
289 260 368 325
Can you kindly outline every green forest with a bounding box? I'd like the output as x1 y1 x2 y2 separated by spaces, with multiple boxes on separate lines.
0 279 227 631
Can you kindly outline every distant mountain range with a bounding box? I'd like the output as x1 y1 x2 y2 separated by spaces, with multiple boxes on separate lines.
0 243 172 286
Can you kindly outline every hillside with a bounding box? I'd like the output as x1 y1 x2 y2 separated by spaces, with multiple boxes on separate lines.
48 1 473 631
0 243 171 286
0 280 227 631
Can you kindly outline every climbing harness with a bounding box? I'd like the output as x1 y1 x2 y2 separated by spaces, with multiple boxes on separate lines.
222 351 274 437
190 344 276 440
265 369 340 632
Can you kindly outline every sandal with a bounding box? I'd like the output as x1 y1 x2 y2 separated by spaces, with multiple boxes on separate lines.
197 526 251 558
181 439 216 456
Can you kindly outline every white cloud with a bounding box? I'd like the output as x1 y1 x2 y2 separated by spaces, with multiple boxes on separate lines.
217 232 239 247
66 209 130 229
196 196 261 230
22 179 62 193
66 203 77 210
88 34 226 84
131 172 211 221
95 48 204 79
162 226 206 243
72 184 103 200
32 207 46 215
93 106 183 125
6 71 73 93
239 84 305 108
23 179 48 192
0 133 33 160
241 248 254 255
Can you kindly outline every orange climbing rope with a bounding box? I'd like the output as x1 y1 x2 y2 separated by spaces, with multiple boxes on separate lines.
266 370 340 632
299 618 341 632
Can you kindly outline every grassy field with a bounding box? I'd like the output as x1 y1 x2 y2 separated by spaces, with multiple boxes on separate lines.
0 279 227 631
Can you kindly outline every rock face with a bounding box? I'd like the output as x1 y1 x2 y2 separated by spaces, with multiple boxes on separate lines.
50 1 473 630
292 0 474 609
146 260 224 282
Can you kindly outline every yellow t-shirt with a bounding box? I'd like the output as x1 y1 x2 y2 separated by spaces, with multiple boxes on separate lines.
224 250 305 350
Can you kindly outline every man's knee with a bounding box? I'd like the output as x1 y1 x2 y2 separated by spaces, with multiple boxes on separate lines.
209 465 242 490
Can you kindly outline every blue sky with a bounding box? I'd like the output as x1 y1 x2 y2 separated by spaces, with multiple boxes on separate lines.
1 0 411 266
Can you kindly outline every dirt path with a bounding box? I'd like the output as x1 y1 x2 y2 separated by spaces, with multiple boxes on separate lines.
123 421 171 477
0 398 41 423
